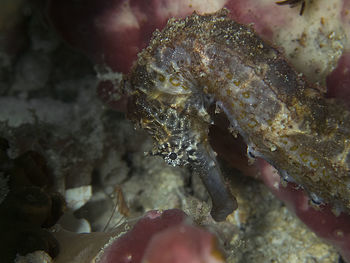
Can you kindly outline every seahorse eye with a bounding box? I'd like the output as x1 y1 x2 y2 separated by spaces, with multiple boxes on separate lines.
168 152 177 160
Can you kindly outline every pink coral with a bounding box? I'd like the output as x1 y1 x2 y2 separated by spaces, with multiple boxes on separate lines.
47 0 221 74
142 224 224 263
327 52 350 108
98 209 224 263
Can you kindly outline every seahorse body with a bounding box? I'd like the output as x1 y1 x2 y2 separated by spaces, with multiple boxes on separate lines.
125 9 350 220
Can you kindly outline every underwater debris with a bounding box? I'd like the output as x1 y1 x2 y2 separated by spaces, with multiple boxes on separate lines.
276 0 307 15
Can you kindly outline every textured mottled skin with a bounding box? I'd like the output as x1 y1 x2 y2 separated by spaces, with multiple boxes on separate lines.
126 9 350 219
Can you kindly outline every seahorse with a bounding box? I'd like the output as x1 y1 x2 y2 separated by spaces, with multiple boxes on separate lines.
123 8 350 221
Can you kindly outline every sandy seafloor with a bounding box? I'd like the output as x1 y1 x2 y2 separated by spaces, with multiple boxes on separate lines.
0 2 344 263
